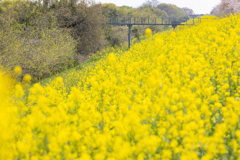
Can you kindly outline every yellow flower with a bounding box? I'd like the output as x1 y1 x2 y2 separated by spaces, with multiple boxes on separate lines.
23 74 31 82
145 28 152 38
137 153 145 160
162 149 172 159
55 77 63 87
15 84 24 97
170 139 178 148
218 144 226 154
14 66 22 75
2 15 240 159
236 130 240 140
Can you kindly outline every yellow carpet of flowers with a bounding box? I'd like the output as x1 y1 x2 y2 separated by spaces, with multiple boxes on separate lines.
2 14 240 160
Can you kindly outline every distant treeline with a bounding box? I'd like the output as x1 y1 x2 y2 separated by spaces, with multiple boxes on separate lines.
0 0 188 80
211 0 240 17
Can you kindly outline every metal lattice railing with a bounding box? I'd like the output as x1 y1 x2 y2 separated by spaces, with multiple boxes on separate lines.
105 17 191 26
103 17 219 48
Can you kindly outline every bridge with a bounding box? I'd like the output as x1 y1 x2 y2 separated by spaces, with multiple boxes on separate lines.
105 17 199 48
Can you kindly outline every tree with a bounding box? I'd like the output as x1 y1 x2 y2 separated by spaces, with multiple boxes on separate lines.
210 5 220 16
152 0 160 8
157 3 187 18
142 0 160 8
216 0 240 17
0 0 105 80
181 7 194 16
102 3 119 17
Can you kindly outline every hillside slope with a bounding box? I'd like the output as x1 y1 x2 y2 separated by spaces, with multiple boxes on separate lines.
1 15 240 159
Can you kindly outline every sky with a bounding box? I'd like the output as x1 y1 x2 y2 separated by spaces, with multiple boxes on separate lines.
97 0 222 14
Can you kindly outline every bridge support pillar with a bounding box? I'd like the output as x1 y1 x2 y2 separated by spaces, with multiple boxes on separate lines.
172 25 177 29
127 24 132 49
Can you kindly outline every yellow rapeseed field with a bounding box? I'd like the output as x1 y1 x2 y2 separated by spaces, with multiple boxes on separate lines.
2 14 240 159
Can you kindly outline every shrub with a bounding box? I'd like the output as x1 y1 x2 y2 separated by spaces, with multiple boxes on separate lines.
104 26 128 47
56 2 104 54
0 23 76 80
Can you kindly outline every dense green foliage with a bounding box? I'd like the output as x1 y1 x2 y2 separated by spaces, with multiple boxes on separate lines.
156 3 187 18
0 25 76 81
0 0 102 80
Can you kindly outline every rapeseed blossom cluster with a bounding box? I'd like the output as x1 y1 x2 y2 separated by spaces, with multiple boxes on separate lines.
145 28 152 38
14 66 22 75
2 14 240 159
23 74 31 82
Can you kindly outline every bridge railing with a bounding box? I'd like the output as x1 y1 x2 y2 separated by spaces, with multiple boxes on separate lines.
104 17 191 25
103 17 220 49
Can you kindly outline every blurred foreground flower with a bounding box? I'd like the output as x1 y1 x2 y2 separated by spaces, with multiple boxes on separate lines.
15 84 24 97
